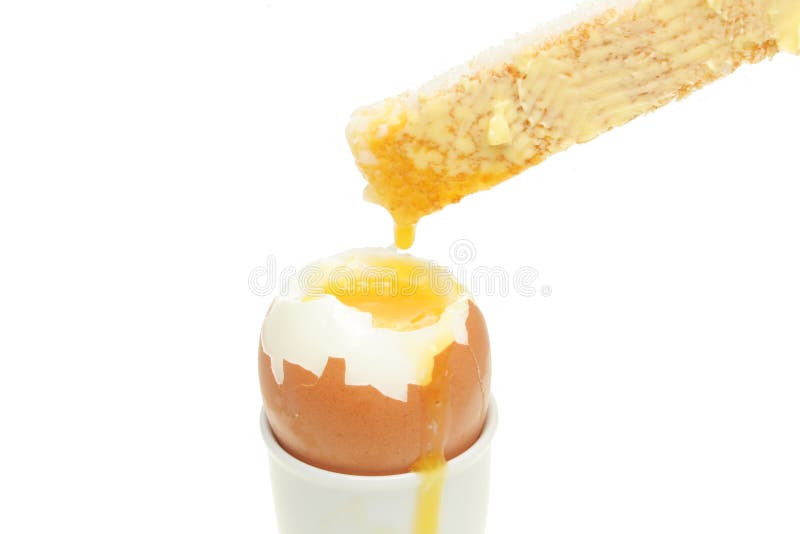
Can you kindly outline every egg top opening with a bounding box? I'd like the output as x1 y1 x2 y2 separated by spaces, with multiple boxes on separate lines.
306 250 464 332
262 248 472 401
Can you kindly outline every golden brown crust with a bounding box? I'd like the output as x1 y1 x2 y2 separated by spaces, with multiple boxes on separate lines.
347 0 783 228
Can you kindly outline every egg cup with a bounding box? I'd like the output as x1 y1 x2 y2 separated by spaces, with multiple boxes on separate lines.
260 397 498 534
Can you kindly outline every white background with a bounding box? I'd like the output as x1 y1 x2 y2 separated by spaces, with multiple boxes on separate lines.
1 1 799 532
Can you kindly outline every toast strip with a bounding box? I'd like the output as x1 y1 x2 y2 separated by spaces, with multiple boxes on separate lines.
346 0 799 246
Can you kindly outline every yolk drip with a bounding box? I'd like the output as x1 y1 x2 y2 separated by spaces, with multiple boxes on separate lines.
394 222 417 250
318 251 458 534
412 455 447 534
321 253 457 331
411 344 452 534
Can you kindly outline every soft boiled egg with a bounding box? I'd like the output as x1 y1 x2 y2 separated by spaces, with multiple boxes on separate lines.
258 248 491 477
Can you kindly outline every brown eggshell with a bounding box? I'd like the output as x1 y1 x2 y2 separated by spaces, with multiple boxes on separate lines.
258 301 491 476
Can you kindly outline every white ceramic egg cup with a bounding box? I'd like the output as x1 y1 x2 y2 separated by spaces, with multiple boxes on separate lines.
260 397 498 534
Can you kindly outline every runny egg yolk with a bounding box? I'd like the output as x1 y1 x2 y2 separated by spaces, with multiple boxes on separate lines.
412 342 452 534
315 252 459 534
320 253 459 332
394 222 417 250
413 455 447 534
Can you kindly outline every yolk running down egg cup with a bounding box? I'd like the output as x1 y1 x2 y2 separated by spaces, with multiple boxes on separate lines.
258 248 497 534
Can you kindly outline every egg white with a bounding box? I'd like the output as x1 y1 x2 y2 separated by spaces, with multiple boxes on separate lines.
260 249 471 402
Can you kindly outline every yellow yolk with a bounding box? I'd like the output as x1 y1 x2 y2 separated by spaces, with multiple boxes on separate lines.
394 222 417 250
412 343 452 534
321 253 458 331
412 455 447 534
315 252 459 533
